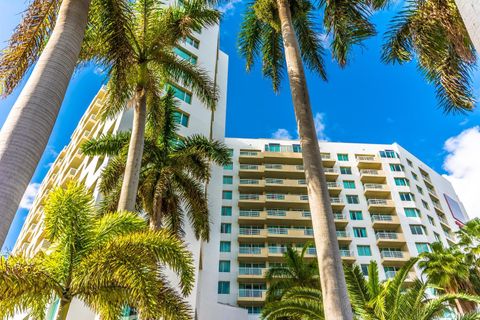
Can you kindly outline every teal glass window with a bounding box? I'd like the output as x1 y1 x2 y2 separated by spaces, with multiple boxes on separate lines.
292 144 302 153
390 164 404 172
337 153 349 161
340 167 352 174
245 306 262 314
223 176 233 184
343 180 355 189
353 227 367 238
346 195 359 204
167 83 192 103
221 206 232 216
219 260 231 272
404 208 420 217
400 192 414 201
394 178 409 186
223 162 233 170
416 243 430 254
173 46 198 64
380 150 398 158
184 36 200 48
360 264 369 276
221 223 232 234
218 281 230 294
350 211 363 220
173 111 189 127
265 143 280 152
357 245 372 256
220 241 231 252
222 191 232 200
428 216 435 225
412 172 418 180
410 224 426 235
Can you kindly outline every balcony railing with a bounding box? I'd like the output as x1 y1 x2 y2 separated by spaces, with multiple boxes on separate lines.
302 211 311 217
240 179 260 185
336 230 349 238
327 182 341 188
371 214 393 222
385 270 397 279
368 199 390 205
299 195 309 201
239 289 265 298
269 246 288 254
240 151 259 156
321 153 332 160
266 194 285 200
304 229 314 236
357 155 377 161
268 227 289 235
239 228 263 235
265 164 283 169
239 267 264 276
439 216 448 225
330 197 344 204
360 169 382 175
298 179 307 185
340 250 354 257
239 247 262 254
239 210 261 217
324 168 339 174
267 209 287 216
364 183 387 190
240 164 259 170
296 165 304 170
381 251 404 258
376 232 398 240
334 213 346 220
239 194 260 200
266 178 284 184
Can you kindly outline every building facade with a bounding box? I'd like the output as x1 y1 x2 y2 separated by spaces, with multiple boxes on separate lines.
455 0 480 52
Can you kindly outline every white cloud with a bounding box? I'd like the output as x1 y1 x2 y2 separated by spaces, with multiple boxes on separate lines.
313 112 328 141
19 183 41 210
442 126 480 219
272 128 292 140
217 0 242 15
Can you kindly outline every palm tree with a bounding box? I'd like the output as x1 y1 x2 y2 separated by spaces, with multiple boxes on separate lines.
262 286 324 319
344 259 480 320
265 243 319 301
382 0 477 113
80 0 220 211
0 182 195 320
0 0 97 247
238 0 384 317
419 242 478 314
81 90 230 239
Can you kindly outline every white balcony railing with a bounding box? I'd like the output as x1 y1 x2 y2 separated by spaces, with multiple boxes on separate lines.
240 179 260 185
364 183 387 190
267 209 287 216
240 151 259 156
266 178 284 184
330 197 344 204
368 199 390 205
357 155 376 161
268 227 288 235
340 250 354 257
371 214 393 222
334 213 346 220
239 194 260 200
239 210 261 217
239 228 263 235
239 247 262 254
240 164 259 170
336 230 349 238
265 164 283 169
266 194 285 200
360 169 381 175
239 267 264 276
376 232 398 240
381 251 404 258
269 246 287 254
239 289 265 298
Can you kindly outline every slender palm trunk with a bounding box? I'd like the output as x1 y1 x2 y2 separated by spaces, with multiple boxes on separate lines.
117 87 147 211
55 299 71 320
0 0 92 246
276 0 353 318
150 197 163 230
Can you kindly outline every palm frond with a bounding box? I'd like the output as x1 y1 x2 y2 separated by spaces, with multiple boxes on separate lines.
238 5 264 72
81 131 131 156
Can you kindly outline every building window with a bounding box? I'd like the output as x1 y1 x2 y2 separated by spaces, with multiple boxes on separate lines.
422 200 430 210
337 153 349 161
357 245 372 256
223 162 233 170
167 83 192 104
227 148 234 157
293 144 302 153
360 264 369 276
218 281 230 294
412 172 418 180
221 223 232 234
174 46 198 64
219 260 231 272
350 210 363 220
222 191 232 200
410 224 426 235
394 178 409 186
221 206 232 216
346 195 359 204
353 227 367 238
340 167 352 174
390 164 404 172
184 36 200 48
416 186 424 195
428 216 435 226
245 306 262 314
404 208 420 218
223 176 233 184
416 243 430 254
380 150 398 158
407 159 413 167
434 232 441 242
343 180 356 189
399 192 415 201
173 111 189 127
220 241 231 252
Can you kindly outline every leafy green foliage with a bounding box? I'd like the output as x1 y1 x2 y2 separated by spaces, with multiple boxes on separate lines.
0 183 194 320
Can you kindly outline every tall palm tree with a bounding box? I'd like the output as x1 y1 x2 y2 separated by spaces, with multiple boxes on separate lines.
265 243 319 301
0 182 195 320
0 0 96 247
81 90 230 239
262 286 325 319
239 0 384 317
80 0 220 211
419 242 478 314
382 0 477 113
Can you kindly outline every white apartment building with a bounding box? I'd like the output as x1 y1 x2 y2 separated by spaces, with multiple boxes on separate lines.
455 0 480 52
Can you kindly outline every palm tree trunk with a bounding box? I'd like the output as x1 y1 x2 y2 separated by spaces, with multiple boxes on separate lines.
55 299 71 320
117 87 147 211
276 0 353 318
0 0 92 246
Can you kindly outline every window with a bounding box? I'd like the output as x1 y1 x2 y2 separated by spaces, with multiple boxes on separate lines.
219 260 231 272
220 241 231 252
173 111 189 127
174 46 197 64
412 172 418 180
394 178 409 186
390 164 404 172
428 216 435 226
416 243 430 254
340 167 352 174
346 195 359 204
422 200 430 210
350 211 363 220
244 306 262 314
217 281 230 294
407 159 413 167
221 206 232 216
357 245 372 256
221 223 232 234
223 176 233 184
416 186 424 195
227 148 234 157
404 208 420 218
223 162 233 170
265 143 280 152
343 180 356 189
434 232 441 242
184 36 199 48
337 153 349 161
353 227 367 238
399 192 415 201
360 264 369 276
167 83 192 103
293 144 302 153
380 150 398 158
410 224 426 235
222 191 232 200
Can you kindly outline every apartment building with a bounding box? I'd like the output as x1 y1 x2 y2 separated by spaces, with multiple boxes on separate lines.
455 0 480 52
217 138 468 319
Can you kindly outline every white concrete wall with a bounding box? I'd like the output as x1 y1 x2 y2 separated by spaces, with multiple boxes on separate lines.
455 0 480 52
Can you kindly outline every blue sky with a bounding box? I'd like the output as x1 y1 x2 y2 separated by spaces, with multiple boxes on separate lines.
1 1 480 250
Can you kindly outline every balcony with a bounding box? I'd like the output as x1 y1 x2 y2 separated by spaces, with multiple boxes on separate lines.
267 228 313 241
438 215 450 227
239 164 264 178
265 210 311 224
264 178 308 192
238 247 268 260
380 250 410 265
385 270 417 283
427 188 440 201
268 246 288 259
363 184 390 198
238 228 267 242
323 168 340 181
238 267 266 280
376 232 405 247
264 150 303 164
340 249 356 263
239 150 262 164
238 289 266 303
367 199 395 213
360 169 386 183
330 197 346 210
238 193 264 208
239 210 267 222
433 203 445 215
321 153 336 167
265 193 309 209
327 182 342 196
264 164 305 178
356 155 382 169
239 179 265 192
371 214 400 229
336 230 352 244
334 213 348 228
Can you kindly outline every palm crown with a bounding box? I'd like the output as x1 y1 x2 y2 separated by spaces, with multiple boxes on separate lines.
0 183 195 320
81 90 231 240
